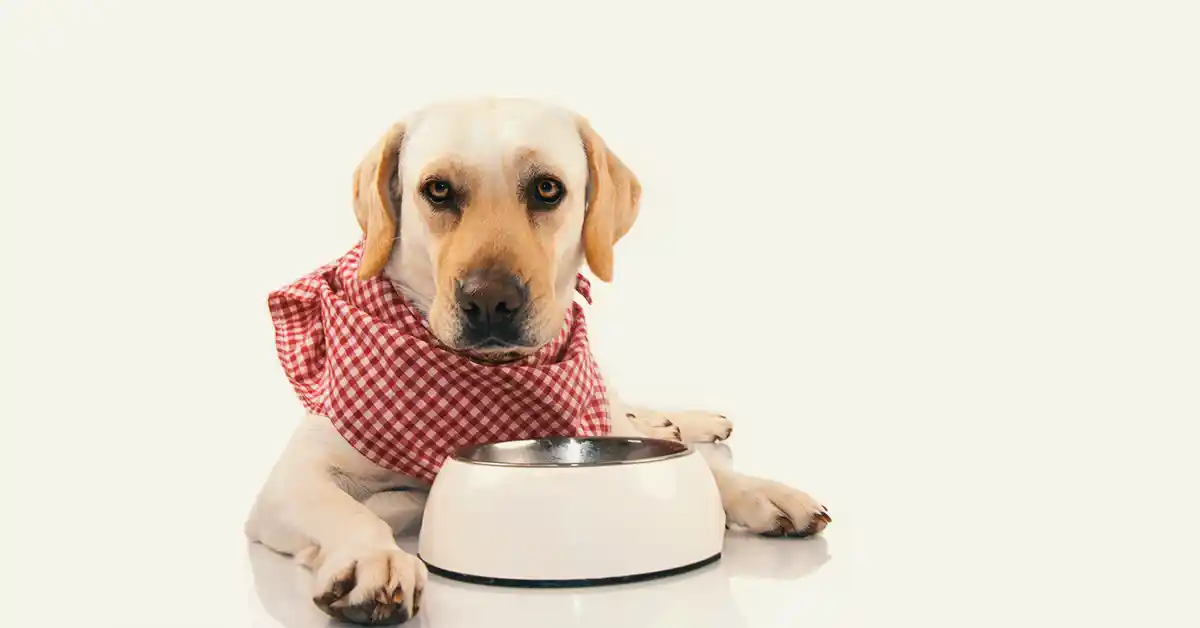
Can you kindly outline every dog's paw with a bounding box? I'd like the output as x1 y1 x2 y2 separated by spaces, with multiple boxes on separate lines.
312 547 427 625
621 408 732 443
724 477 830 538
665 410 733 443
623 411 682 441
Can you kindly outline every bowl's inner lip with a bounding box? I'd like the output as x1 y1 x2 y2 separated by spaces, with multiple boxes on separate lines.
451 436 693 468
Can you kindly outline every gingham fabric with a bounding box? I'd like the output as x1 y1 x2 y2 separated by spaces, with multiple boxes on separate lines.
268 242 611 482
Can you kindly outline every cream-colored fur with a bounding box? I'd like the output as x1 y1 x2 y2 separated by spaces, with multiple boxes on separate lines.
245 98 828 625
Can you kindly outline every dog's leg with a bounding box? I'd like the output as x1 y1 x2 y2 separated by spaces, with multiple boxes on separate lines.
246 415 426 625
363 490 428 538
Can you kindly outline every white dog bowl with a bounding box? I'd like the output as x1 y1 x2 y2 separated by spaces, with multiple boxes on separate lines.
417 436 726 587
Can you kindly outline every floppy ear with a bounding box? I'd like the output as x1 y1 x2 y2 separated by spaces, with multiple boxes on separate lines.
577 117 641 282
353 122 406 280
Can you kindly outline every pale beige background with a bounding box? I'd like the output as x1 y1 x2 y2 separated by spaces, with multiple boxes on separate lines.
2 1 1197 626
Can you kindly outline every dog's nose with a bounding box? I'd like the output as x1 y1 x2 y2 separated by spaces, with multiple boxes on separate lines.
456 268 528 339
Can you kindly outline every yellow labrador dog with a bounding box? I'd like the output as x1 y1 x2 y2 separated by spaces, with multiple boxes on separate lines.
246 98 829 625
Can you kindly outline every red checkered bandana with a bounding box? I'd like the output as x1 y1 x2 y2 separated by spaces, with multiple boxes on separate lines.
268 243 611 482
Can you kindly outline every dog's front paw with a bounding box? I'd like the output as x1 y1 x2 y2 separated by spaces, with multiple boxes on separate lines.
623 411 682 441
313 547 427 625
621 407 733 443
666 410 733 443
724 477 830 538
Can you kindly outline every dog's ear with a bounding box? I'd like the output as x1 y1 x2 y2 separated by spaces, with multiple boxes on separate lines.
577 117 641 282
353 122 406 280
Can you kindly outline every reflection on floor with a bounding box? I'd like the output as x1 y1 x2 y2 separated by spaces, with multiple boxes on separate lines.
248 529 831 628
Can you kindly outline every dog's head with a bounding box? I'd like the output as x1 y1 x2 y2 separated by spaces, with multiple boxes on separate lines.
352 99 639 361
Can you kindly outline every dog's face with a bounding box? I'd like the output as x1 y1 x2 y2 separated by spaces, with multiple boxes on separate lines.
352 99 640 361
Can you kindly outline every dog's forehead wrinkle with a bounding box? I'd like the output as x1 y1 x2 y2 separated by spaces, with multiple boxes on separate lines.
402 102 585 182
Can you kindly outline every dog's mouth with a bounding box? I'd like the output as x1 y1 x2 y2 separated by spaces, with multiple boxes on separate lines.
455 342 535 364
460 337 530 351
423 314 541 363
448 318 538 359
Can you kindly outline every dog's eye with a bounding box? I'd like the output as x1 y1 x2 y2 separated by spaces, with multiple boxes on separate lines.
421 179 456 208
529 176 565 208
535 178 562 201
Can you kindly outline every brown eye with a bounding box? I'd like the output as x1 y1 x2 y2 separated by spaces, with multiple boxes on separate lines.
530 176 564 207
421 179 455 208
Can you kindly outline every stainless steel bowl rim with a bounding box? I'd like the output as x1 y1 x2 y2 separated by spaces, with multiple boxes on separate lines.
451 436 694 467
